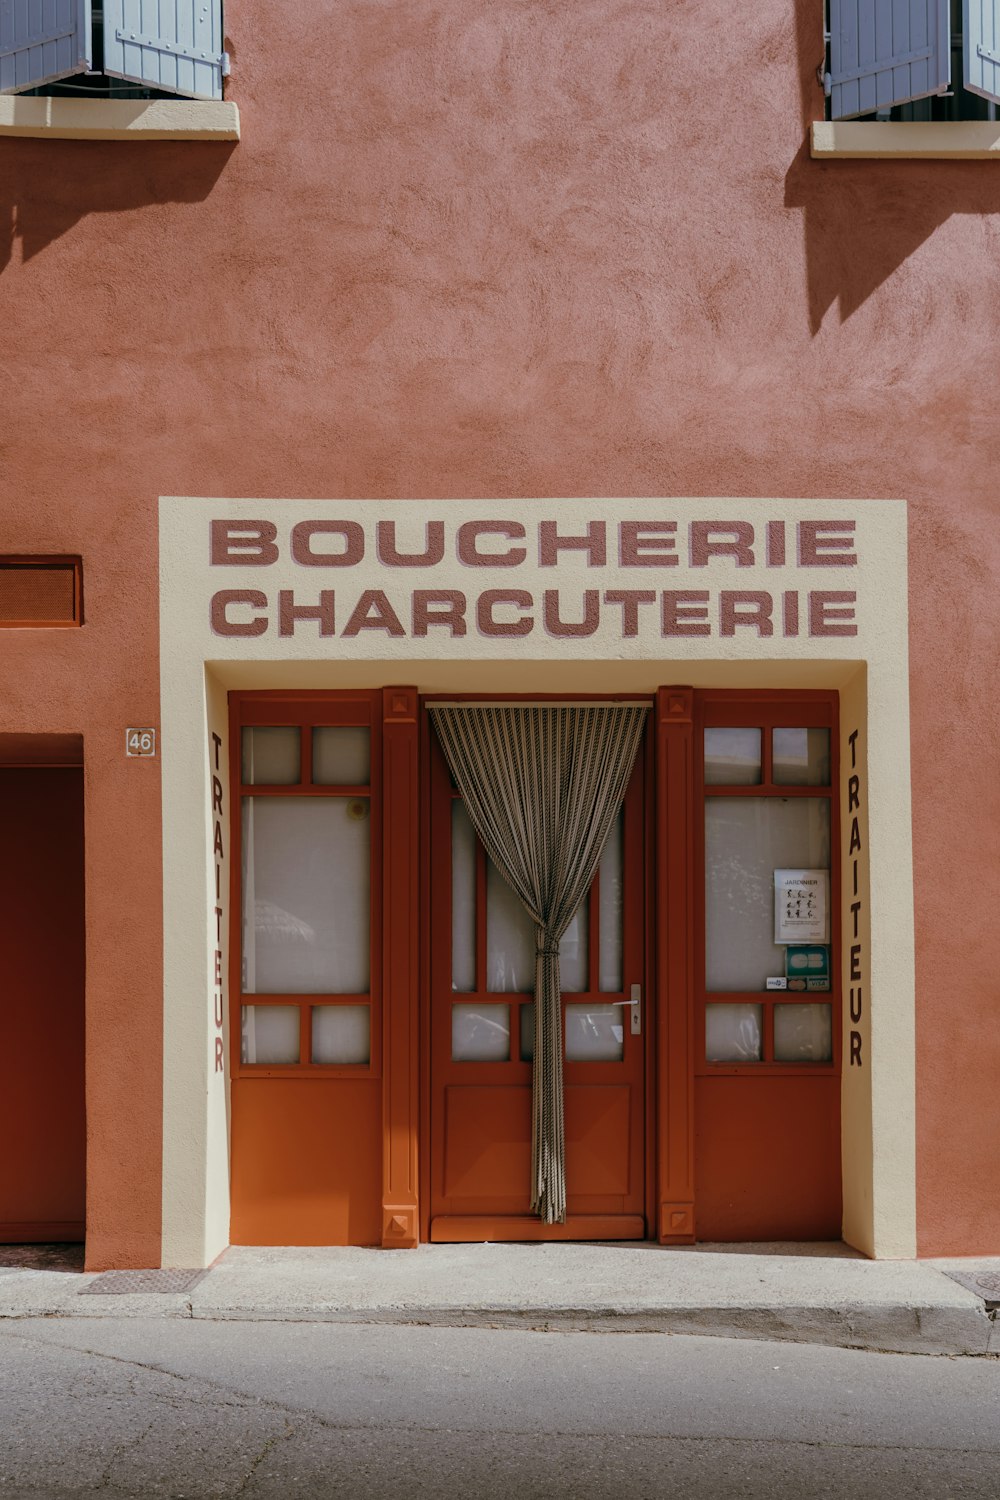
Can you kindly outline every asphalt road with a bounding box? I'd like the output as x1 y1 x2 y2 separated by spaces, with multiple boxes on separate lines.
0 1318 998 1498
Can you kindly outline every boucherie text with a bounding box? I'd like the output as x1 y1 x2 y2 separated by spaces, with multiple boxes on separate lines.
209 517 858 640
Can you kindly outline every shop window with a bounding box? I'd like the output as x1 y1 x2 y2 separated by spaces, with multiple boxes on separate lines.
242 798 370 995
234 699 380 1076
699 707 838 1072
825 0 1000 120
705 797 831 992
0 2 228 101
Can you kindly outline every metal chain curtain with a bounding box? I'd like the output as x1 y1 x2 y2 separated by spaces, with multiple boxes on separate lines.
429 704 648 1223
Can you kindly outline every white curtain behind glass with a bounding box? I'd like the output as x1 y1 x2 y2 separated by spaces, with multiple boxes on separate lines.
597 809 623 991
705 798 830 992
241 797 370 994
451 801 477 992
454 800 624 996
486 859 587 992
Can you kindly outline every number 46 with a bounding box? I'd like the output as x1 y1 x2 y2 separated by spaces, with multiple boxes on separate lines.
126 728 156 757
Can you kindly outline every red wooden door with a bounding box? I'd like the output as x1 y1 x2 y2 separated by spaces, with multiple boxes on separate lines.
229 693 384 1247
429 732 647 1241
0 767 86 1242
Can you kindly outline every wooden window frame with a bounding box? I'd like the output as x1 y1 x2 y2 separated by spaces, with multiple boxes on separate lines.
229 690 384 1082
694 690 841 1080
0 555 83 628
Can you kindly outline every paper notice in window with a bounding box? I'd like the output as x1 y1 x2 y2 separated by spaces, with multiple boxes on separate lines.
774 869 830 944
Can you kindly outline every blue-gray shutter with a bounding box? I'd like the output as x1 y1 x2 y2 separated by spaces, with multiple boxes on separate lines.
827 0 950 119
102 0 227 101
0 0 91 94
964 0 1000 103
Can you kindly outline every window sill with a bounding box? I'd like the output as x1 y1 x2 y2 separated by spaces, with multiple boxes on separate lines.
811 120 1000 159
0 96 239 141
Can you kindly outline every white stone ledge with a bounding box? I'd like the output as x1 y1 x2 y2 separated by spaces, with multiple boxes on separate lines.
812 120 1000 159
0 96 239 141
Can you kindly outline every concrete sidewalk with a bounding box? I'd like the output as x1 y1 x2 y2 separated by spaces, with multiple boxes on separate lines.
1 1242 997 1357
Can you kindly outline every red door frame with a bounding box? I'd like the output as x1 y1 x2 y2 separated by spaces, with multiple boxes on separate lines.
654 687 841 1242
423 707 649 1241
228 685 840 1248
228 688 421 1249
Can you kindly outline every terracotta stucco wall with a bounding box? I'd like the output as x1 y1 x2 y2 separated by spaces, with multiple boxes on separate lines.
1 0 997 1257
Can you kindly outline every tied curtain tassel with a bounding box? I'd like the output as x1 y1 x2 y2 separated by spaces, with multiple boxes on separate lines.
429 704 648 1224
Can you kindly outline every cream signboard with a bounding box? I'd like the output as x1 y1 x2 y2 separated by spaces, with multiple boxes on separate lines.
182 499 879 660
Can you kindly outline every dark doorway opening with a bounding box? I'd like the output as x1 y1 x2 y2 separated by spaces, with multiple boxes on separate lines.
0 746 86 1244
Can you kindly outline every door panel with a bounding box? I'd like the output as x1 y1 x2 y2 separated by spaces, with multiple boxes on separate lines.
429 731 646 1239
0 768 85 1242
565 1085 632 1198
443 1086 529 1200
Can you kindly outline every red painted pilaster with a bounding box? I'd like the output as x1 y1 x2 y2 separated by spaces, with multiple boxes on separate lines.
656 686 696 1242
381 686 420 1247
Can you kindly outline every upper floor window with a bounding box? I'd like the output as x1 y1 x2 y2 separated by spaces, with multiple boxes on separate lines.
825 0 1000 121
0 2 228 102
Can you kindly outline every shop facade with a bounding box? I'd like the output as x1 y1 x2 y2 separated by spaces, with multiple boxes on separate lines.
1 0 998 1269
155 497 914 1263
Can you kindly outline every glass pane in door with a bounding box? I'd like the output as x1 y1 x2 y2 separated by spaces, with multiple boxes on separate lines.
774 1003 832 1062
565 1003 624 1061
704 728 762 785
772 728 831 786
558 902 588 993
242 727 300 785
241 1005 300 1065
598 808 624 991
485 854 588 993
312 1005 370 1064
451 801 477 992
705 1003 762 1062
486 861 535 992
452 1004 511 1061
704 797 830 992
242 797 370 993
312 727 371 785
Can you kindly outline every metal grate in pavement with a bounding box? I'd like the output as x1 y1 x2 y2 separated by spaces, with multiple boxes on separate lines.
941 1268 1000 1310
79 1268 208 1296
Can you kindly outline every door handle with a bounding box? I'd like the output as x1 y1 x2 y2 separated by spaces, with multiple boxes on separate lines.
613 984 641 1035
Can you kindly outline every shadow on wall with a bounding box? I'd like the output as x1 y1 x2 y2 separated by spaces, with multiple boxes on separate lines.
787 0 1000 334
784 143 1000 334
0 139 235 273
